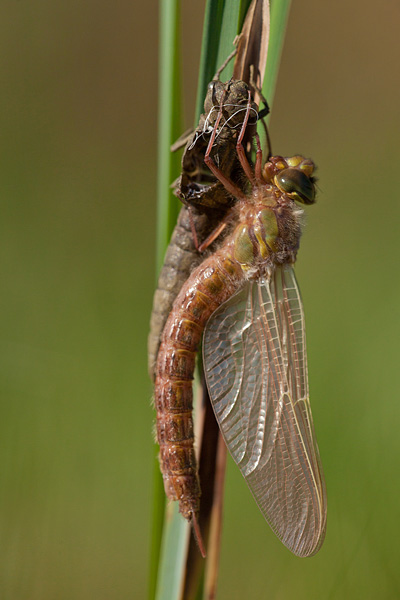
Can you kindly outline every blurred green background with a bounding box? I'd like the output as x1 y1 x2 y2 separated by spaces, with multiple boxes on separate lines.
1 1 400 598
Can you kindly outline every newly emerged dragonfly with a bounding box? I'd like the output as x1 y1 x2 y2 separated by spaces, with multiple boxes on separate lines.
155 92 327 557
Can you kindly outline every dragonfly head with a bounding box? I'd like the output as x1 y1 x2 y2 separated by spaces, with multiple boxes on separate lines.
262 156 316 205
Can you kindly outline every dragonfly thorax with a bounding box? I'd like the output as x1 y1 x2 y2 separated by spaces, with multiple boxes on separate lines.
229 154 316 274
232 197 303 274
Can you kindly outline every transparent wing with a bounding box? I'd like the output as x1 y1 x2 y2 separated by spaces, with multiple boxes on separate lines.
203 265 327 557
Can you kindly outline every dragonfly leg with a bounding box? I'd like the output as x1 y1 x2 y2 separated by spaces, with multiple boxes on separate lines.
185 206 200 250
248 65 272 158
254 132 264 182
261 118 273 159
235 90 257 185
213 46 238 81
197 207 236 252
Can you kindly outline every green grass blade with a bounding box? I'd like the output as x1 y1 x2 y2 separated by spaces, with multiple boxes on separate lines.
149 2 182 599
196 0 252 119
155 504 190 600
262 0 292 108
148 449 167 600
156 0 182 271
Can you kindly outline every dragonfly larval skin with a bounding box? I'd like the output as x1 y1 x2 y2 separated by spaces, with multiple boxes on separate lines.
174 78 263 213
148 206 219 381
155 97 327 557
148 78 264 381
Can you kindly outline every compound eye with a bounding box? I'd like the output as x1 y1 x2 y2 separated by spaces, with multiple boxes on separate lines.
275 168 315 204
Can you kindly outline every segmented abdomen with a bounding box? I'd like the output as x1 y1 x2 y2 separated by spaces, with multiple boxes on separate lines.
154 247 244 520
148 206 222 381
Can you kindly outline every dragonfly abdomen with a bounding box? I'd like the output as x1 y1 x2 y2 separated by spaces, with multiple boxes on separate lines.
148 207 222 381
155 250 244 520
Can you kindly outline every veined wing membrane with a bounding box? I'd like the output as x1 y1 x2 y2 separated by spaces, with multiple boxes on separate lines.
203 265 327 557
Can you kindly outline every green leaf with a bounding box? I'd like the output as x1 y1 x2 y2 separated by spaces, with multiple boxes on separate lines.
149 3 182 599
262 0 292 108
156 0 183 271
155 503 190 600
196 0 252 119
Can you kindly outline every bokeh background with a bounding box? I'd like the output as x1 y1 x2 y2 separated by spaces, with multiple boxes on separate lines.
1 1 400 598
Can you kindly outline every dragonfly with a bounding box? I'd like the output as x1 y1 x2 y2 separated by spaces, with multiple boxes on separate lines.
154 90 327 558
148 76 268 380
